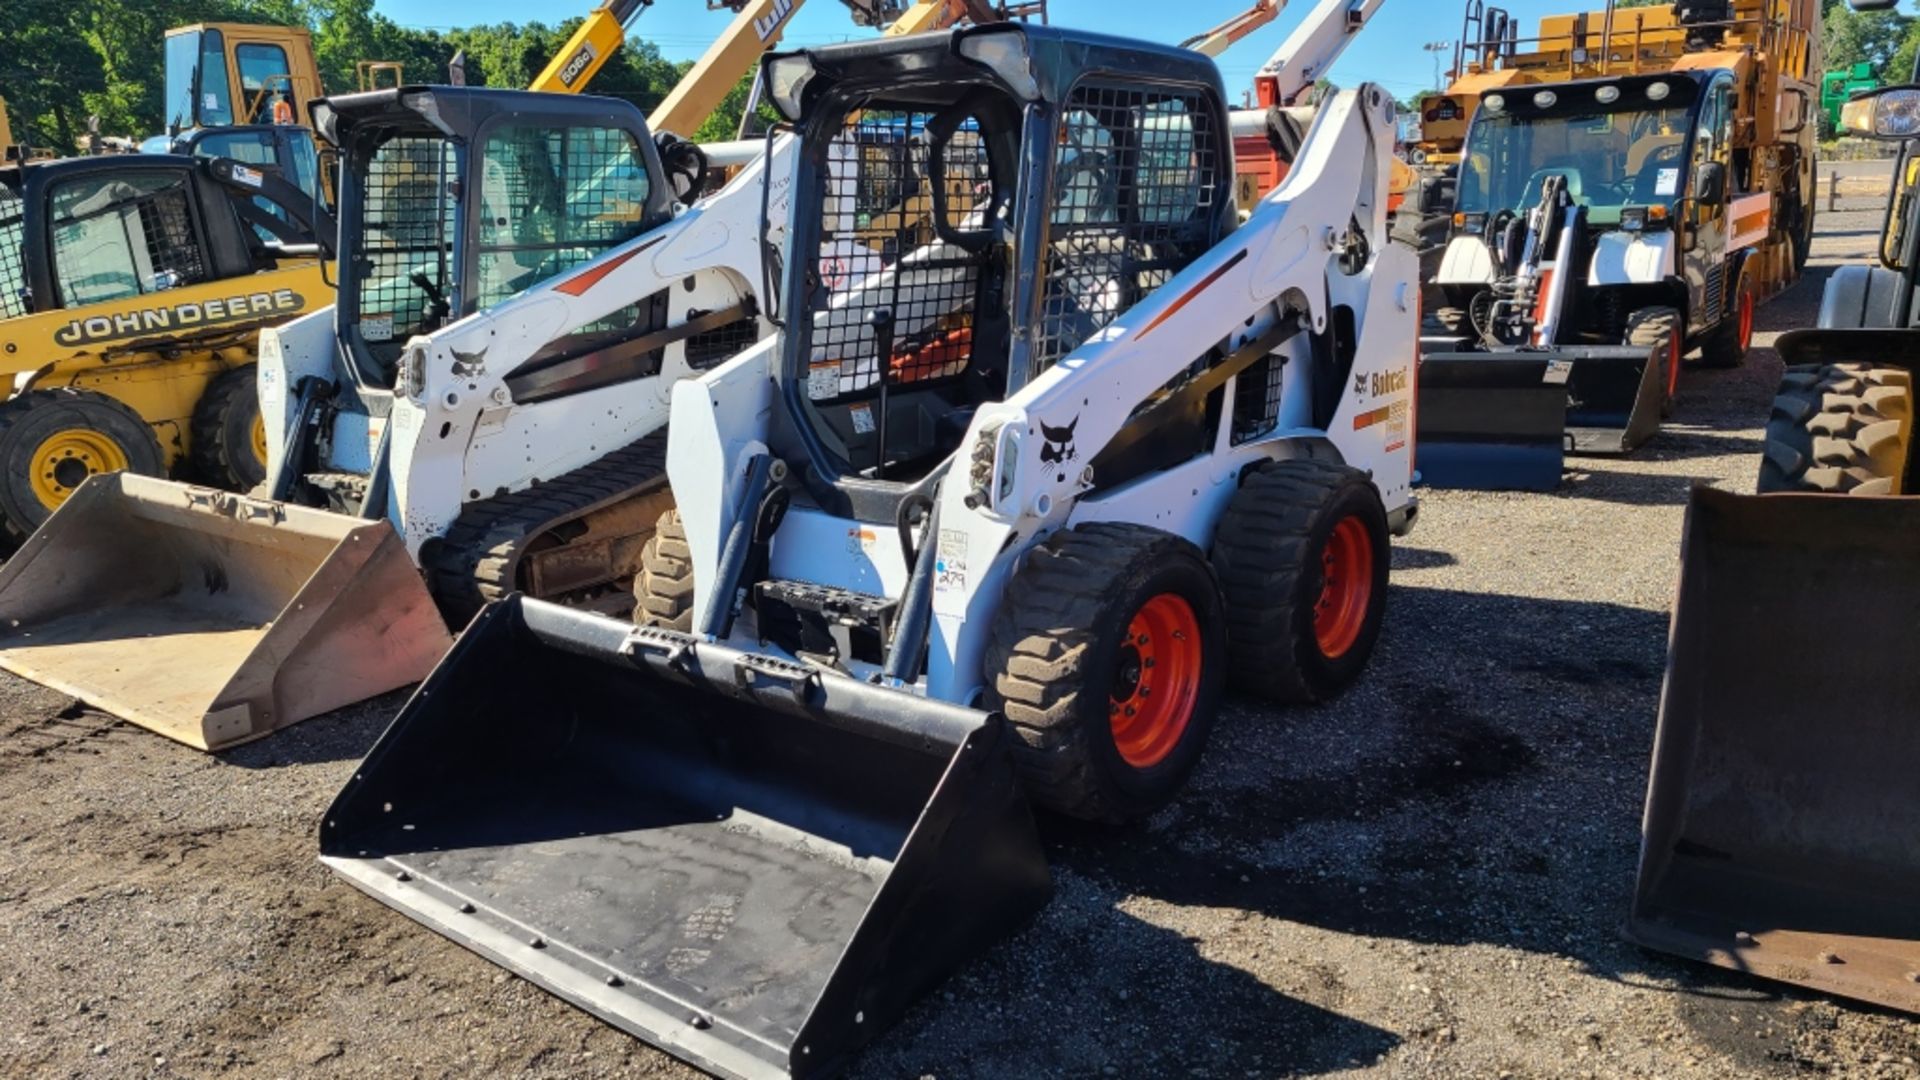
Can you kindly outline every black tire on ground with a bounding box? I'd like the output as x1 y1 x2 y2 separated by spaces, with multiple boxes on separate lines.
633 508 695 631
1624 306 1683 419
191 364 268 491
986 522 1228 823
1210 458 1391 704
1758 363 1914 495
1698 267 1756 369
0 388 165 543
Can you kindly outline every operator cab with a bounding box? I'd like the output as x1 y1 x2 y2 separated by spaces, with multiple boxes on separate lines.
0 154 325 325
763 24 1235 517
1440 71 1729 346
311 87 679 395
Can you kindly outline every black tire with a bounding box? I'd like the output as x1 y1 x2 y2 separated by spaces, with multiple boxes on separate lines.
1210 459 1390 704
1758 364 1913 495
1698 267 1756 369
633 508 695 631
0 388 165 543
1625 306 1683 419
986 523 1228 823
190 364 267 491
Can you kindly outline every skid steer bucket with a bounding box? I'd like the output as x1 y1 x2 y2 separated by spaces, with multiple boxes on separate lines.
320 597 1051 1080
1628 487 1920 1014
0 474 450 751
1561 343 1664 456
1414 353 1570 490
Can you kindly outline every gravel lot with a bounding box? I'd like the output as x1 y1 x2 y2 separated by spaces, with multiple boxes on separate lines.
3 209 1918 1080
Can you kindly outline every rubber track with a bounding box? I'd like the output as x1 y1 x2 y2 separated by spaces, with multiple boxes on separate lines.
421 432 669 623
1759 364 1913 495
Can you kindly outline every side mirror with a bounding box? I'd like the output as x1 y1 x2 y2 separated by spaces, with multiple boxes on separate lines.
1841 86 1920 141
1696 161 1728 204
1849 0 1901 9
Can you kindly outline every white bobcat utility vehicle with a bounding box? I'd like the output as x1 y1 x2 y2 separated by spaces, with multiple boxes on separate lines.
320 24 1418 1080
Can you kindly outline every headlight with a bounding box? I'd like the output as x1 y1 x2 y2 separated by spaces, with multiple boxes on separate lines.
957 28 1040 101
1533 91 1558 109
1484 94 1506 114
1596 85 1621 105
1620 206 1647 232
763 54 816 122
1646 81 1671 102
1843 88 1920 139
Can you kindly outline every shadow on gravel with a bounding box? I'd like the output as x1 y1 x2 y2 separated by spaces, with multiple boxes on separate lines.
1052 585 1681 996
856 900 1401 1078
214 690 409 769
1557 470 1728 507
1391 546 1458 570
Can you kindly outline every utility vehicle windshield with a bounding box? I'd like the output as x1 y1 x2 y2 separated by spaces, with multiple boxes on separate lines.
1456 84 1699 226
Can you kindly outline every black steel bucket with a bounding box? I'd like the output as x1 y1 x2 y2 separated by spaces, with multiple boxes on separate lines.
1562 343 1663 455
1414 352 1570 491
321 596 1051 1078
1627 488 1920 1014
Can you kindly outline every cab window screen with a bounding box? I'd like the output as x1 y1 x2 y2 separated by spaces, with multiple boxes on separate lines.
473 123 653 311
0 184 26 319
355 136 457 366
49 173 209 307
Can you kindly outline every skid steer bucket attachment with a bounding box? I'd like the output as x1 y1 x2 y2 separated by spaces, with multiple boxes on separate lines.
1414 353 1570 490
0 474 450 751
320 597 1051 1080
1561 344 1664 455
1628 487 1920 1014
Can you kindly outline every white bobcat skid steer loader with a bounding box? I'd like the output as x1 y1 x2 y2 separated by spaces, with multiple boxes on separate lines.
0 86 781 751
320 25 1415 1079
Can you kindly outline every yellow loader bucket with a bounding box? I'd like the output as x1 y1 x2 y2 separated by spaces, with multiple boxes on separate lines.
0 474 450 751
1627 487 1920 1013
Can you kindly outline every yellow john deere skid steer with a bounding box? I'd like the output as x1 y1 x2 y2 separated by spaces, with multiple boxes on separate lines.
1627 75 1920 1014
0 152 330 541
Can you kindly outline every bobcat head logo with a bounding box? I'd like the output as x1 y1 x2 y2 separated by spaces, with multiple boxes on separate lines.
1040 416 1078 466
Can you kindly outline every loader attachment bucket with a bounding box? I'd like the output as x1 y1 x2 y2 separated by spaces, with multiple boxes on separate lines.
1414 352 1570 490
320 597 1052 1080
1628 487 1920 1014
0 474 450 751
1561 343 1664 456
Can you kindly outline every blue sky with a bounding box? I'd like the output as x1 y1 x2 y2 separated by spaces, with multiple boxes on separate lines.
371 0 1637 101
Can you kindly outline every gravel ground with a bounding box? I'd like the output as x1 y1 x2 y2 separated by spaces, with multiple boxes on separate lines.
3 210 1919 1080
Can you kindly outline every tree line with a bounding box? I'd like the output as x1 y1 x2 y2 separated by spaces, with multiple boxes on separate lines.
0 0 762 153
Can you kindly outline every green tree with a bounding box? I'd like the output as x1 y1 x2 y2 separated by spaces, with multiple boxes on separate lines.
1827 0 1915 83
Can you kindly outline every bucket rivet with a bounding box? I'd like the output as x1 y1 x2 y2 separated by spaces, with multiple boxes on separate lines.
1143 658 1155 669
854 1011 865 1024
1906 972 1920 984
458 902 475 914
690 1013 712 1030
606 975 624 988
1136 634 1149 645
530 937 546 949
1125 706 1136 717
1733 931 1756 946
395 870 411 882
1819 952 1843 965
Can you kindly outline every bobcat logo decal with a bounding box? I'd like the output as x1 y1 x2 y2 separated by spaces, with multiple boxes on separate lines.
1040 416 1078 466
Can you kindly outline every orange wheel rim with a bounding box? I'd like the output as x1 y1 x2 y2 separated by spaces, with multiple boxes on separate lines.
1738 290 1754 351
1314 516 1374 660
1109 592 1203 769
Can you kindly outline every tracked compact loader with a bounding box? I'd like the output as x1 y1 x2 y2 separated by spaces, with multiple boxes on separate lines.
323 24 1418 1076
1627 79 1920 1014
0 85 777 750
